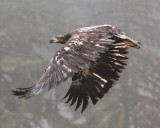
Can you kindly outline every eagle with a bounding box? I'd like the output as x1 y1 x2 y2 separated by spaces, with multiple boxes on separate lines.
12 24 141 112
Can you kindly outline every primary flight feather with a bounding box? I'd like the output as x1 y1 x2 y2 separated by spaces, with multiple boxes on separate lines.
12 24 141 112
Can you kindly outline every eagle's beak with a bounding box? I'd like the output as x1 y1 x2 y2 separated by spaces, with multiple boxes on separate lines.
49 37 59 43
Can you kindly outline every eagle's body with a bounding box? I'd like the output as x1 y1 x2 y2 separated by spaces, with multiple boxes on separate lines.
13 24 141 112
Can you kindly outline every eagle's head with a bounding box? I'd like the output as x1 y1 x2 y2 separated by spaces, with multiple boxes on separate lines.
50 34 71 44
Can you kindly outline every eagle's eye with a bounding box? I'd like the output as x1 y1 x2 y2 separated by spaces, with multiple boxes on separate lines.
50 34 71 44
49 37 59 43
53 37 59 43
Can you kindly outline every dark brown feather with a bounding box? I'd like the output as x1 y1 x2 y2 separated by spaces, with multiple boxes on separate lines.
63 41 128 112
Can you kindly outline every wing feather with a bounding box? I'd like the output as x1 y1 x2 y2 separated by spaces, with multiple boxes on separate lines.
75 88 83 111
12 32 113 98
63 41 129 112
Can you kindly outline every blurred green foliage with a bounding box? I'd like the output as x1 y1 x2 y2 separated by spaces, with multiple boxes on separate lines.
0 0 160 128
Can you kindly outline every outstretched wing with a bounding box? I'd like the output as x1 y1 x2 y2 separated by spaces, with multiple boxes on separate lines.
63 42 129 112
12 32 115 99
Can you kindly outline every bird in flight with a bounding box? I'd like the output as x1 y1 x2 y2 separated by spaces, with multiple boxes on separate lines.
12 24 141 112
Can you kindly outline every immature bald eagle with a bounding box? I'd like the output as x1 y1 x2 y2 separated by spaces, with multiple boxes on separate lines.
12 25 141 112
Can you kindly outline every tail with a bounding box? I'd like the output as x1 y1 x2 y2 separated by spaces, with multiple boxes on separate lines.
123 40 141 49
111 26 142 49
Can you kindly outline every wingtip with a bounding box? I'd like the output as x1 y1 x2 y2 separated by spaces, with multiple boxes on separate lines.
11 85 36 99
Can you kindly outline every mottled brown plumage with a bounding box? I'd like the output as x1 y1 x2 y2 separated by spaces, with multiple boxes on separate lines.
12 24 141 112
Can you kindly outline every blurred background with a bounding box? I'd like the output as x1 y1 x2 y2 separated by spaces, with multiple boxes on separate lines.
0 0 160 128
